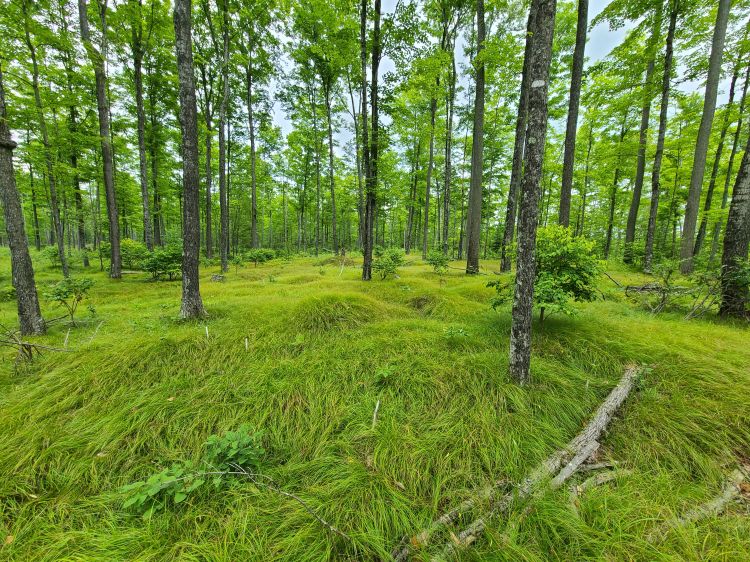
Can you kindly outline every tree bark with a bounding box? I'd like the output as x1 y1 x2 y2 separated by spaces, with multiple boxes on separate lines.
131 0 153 251
423 96 437 259
324 81 338 254
360 0 373 279
362 0 380 280
247 53 259 248
719 128 750 318
680 0 730 273
174 0 206 318
644 0 678 272
79 0 121 278
443 48 457 255
0 65 45 335
465 0 486 274
558 0 588 227
218 0 229 272
23 1 69 278
501 7 534 272
509 0 556 385
624 2 662 265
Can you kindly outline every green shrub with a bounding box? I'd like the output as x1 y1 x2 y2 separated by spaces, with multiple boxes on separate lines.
42 245 60 268
120 461 206 517
0 285 16 302
120 239 150 270
426 250 450 275
372 248 405 280
44 277 94 324
144 246 182 280
205 424 265 472
489 225 600 321
247 248 275 267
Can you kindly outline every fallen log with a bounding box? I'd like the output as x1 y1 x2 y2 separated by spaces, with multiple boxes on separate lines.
393 365 641 560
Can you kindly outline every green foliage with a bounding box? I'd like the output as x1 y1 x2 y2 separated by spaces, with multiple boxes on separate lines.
205 424 265 472
372 248 406 280
42 246 60 268
0 285 16 303
43 277 94 324
143 246 182 281
374 365 395 387
119 239 150 270
426 250 450 275
247 249 275 267
120 461 205 517
231 254 245 273
490 226 601 320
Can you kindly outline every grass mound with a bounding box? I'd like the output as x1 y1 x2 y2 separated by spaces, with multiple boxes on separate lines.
293 292 385 332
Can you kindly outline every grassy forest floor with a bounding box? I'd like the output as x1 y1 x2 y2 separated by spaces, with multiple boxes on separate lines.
1 249 749 561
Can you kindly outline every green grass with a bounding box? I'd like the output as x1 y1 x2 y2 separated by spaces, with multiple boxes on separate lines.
0 249 748 561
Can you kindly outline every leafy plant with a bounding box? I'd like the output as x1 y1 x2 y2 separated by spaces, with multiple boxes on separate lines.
426 250 450 275
44 277 94 325
443 326 469 339
231 254 245 273
247 248 275 267
375 365 395 387
121 461 205 517
0 285 16 303
42 245 60 268
489 225 600 322
144 246 182 281
205 424 265 472
120 239 150 270
372 248 405 280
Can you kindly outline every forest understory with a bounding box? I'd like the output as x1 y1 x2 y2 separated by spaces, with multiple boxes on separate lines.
1 251 749 561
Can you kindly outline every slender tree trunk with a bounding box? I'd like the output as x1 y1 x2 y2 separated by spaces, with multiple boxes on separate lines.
644 0 678 272
79 0 121 278
29 165 41 251
559 0 588 227
624 2 662 264
509 0 556 385
720 130 750 317
204 113 213 258
465 0 486 274
711 64 750 265
443 51 456 255
324 81 338 254
362 0 380 280
218 0 229 272
679 0 730 273
0 65 45 335
174 0 206 318
132 0 153 251
24 2 68 277
575 126 593 236
246 56 259 248
501 6 534 272
694 66 739 257
423 96 437 259
605 121 627 259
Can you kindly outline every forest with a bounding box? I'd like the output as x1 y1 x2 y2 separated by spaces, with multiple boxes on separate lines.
0 0 749 559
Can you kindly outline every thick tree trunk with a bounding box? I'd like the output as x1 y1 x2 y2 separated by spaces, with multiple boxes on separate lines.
509 0 556 385
680 0 730 274
324 82 338 254
79 0 121 278
423 96 437 259
624 2 662 264
720 130 750 317
711 64 750 265
465 0 486 274
644 0 678 272
174 0 206 318
559 0 588 227
501 7 534 272
132 0 153 251
24 2 68 277
694 66 738 257
0 65 45 335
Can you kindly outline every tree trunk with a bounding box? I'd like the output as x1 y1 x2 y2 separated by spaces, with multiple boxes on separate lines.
218 0 229 272
680 0 730 274
465 0 486 274
501 7 534 272
0 65 45 335
29 165 41 251
694 65 739 257
711 64 750 265
132 0 153 251
24 1 68 277
79 0 121 278
246 55 259 248
624 2 662 265
423 96 437 259
559 0 588 227
443 51 456 255
644 0 678 272
324 81 338 254
362 0 380 280
719 130 750 317
509 0 556 385
174 0 206 318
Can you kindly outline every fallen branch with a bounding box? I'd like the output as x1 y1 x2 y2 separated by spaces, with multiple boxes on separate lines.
395 365 641 560
569 468 633 512
648 465 749 542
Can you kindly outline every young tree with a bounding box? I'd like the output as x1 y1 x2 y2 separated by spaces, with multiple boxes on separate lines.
78 0 122 278
0 64 45 335
509 0 556 385
465 0 486 274
558 0 588 227
679 0 730 273
174 0 206 318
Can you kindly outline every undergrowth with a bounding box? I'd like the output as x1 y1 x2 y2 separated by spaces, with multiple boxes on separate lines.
0 249 748 560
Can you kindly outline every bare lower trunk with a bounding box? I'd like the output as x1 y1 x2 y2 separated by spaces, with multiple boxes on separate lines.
0 65 45 335
509 0 556 385
443 53 456 255
174 0 206 318
559 0 588 227
362 0 380 281
680 0 730 274
423 96 437 259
